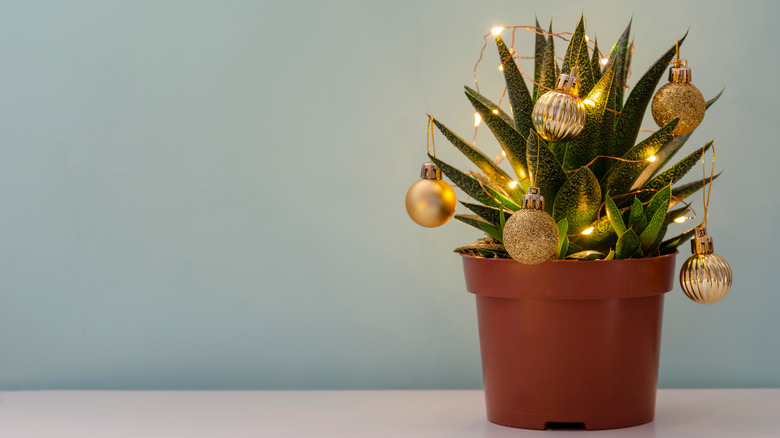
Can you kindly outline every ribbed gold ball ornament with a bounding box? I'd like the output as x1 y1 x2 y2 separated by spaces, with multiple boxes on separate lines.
679 226 733 304
405 162 457 228
531 70 586 143
502 187 559 264
651 59 706 135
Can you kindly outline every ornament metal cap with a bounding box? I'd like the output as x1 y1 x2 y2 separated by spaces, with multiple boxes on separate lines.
691 226 714 255
420 161 441 180
555 67 580 94
669 58 692 84
522 186 545 211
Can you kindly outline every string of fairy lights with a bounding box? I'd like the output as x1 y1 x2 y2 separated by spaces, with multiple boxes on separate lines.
405 20 731 304
470 26 711 230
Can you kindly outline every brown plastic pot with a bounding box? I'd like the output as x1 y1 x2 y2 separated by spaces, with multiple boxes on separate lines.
462 252 677 430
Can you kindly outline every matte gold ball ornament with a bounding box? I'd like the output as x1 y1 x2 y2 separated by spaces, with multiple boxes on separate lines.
679 226 733 304
531 69 587 142
405 162 457 228
651 58 706 135
502 187 559 264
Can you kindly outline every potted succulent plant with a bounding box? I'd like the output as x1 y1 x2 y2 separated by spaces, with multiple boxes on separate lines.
405 16 733 430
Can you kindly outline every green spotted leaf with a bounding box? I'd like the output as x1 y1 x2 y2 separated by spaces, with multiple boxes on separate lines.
432 117 513 186
551 141 568 165
539 25 557 100
565 240 583 256
638 141 712 201
460 201 510 227
495 35 534 136
464 88 528 180
669 172 721 207
526 130 568 214
573 199 638 250
590 37 603 82
463 86 513 125
604 192 626 235
454 214 491 232
646 225 668 256
479 221 503 242
552 167 601 233
533 17 547 102
562 16 584 75
562 63 618 174
477 248 507 257
566 250 606 260
639 193 669 252
591 63 619 178
574 213 616 250
559 16 594 97
667 206 688 222
604 249 615 260
647 207 679 256
556 218 569 259
660 227 696 253
628 197 647 232
601 118 679 196
616 38 634 114
604 19 631 112
453 242 507 257
615 229 641 259
429 155 520 210
574 27 595 98
645 185 671 221
613 33 687 157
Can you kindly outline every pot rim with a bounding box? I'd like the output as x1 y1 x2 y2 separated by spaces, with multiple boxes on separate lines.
462 251 679 300
459 250 678 264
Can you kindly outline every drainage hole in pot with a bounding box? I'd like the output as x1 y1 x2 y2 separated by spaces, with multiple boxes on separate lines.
545 422 586 430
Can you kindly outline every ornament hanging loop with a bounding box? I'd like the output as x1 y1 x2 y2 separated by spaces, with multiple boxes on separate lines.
675 40 680 62
426 115 436 157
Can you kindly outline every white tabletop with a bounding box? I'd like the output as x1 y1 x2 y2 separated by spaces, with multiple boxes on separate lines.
0 389 778 437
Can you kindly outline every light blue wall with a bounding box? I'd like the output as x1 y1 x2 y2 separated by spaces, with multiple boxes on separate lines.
0 0 776 389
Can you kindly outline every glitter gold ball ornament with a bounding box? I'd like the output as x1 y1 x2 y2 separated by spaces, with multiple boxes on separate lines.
680 226 733 304
405 162 457 228
531 69 586 142
502 187 559 264
651 58 706 135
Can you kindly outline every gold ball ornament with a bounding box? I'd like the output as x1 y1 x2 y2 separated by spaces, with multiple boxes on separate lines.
532 70 586 143
651 59 706 136
679 227 733 304
405 162 457 228
502 187 559 264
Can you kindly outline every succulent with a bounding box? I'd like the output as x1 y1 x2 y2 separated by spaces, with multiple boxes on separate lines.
431 16 722 260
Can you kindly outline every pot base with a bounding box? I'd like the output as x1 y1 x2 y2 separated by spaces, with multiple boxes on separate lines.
487 408 653 430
